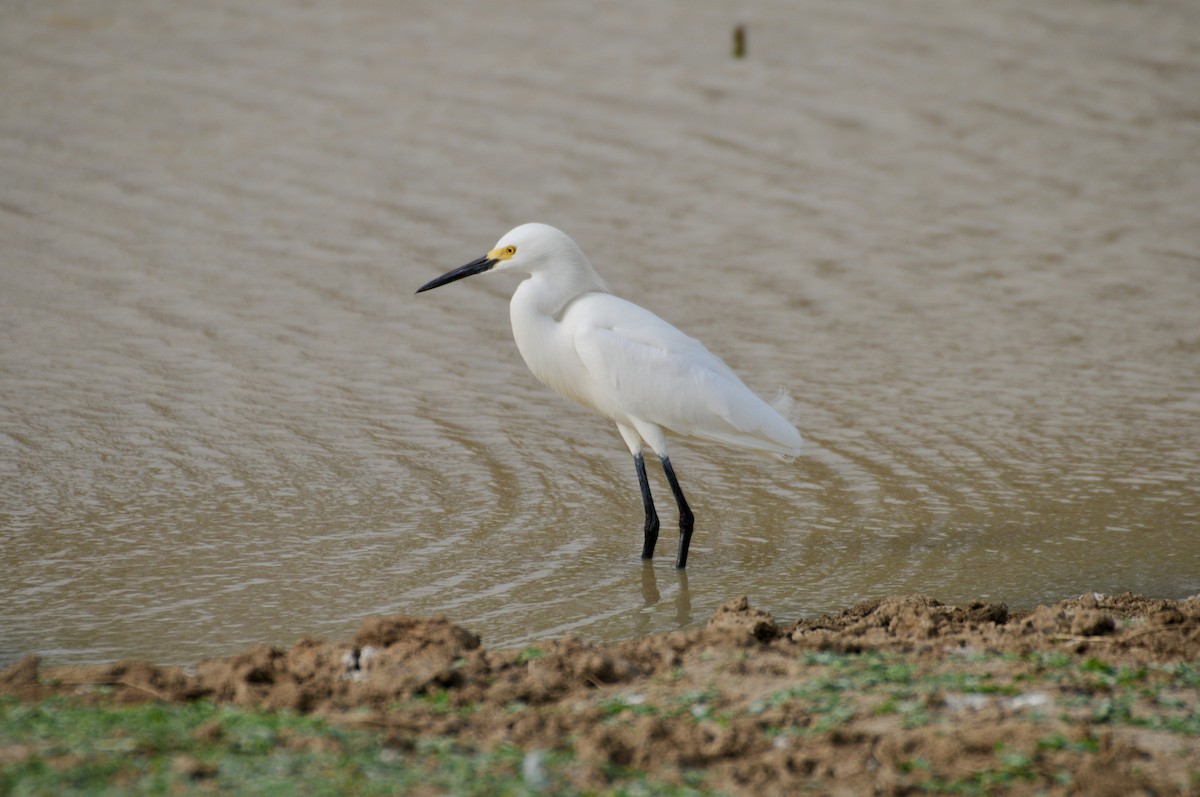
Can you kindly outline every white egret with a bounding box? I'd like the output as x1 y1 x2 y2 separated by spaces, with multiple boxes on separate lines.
416 224 802 568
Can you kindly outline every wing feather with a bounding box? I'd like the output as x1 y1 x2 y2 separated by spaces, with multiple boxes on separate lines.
566 294 801 455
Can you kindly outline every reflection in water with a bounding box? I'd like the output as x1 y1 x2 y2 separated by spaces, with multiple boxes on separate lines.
1 0 1198 667
638 564 693 632
641 561 661 607
633 564 691 638
675 570 692 629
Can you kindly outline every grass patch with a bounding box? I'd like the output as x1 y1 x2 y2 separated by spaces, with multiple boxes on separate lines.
0 696 716 796
514 647 545 665
6 648 1199 795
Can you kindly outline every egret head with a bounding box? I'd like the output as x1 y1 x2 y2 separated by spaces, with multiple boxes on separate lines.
415 223 589 293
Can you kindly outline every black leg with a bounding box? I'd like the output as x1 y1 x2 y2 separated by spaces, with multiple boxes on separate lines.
634 453 660 559
660 456 694 569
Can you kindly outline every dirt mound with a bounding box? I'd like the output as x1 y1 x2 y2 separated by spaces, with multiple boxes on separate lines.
5 592 1200 795
787 591 1200 661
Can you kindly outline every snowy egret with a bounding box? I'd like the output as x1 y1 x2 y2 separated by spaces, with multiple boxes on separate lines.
416 224 802 568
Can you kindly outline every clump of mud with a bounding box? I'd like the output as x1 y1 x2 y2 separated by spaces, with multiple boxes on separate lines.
788 591 1200 660
5 592 1200 795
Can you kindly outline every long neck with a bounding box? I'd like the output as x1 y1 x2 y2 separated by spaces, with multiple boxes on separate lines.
518 259 610 319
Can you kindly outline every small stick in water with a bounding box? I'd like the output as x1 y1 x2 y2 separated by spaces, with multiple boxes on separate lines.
733 24 747 59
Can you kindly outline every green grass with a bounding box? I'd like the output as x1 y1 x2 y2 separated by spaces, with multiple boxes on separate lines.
4 649 1198 796
0 696 716 796
514 647 546 665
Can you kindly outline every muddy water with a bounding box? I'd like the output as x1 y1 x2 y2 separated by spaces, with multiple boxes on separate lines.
2 0 1198 667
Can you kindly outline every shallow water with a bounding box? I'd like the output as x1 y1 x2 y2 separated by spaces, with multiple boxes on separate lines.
2 0 1198 667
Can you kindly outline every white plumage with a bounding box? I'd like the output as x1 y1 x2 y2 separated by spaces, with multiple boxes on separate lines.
417 223 801 568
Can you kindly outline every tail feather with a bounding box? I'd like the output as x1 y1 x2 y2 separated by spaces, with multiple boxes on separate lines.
691 384 803 459
770 386 798 425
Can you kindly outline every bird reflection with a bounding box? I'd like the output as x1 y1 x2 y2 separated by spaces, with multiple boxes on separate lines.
674 569 691 626
640 560 661 605
639 562 692 627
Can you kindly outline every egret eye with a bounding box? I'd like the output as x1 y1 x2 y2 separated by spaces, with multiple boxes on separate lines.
505 245 517 257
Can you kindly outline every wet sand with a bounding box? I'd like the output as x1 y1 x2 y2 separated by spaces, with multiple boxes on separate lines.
6 591 1199 794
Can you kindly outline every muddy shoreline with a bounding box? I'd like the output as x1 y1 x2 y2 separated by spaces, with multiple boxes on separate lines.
5 591 1199 794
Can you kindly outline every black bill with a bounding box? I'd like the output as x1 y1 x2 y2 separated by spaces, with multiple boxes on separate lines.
415 255 498 293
